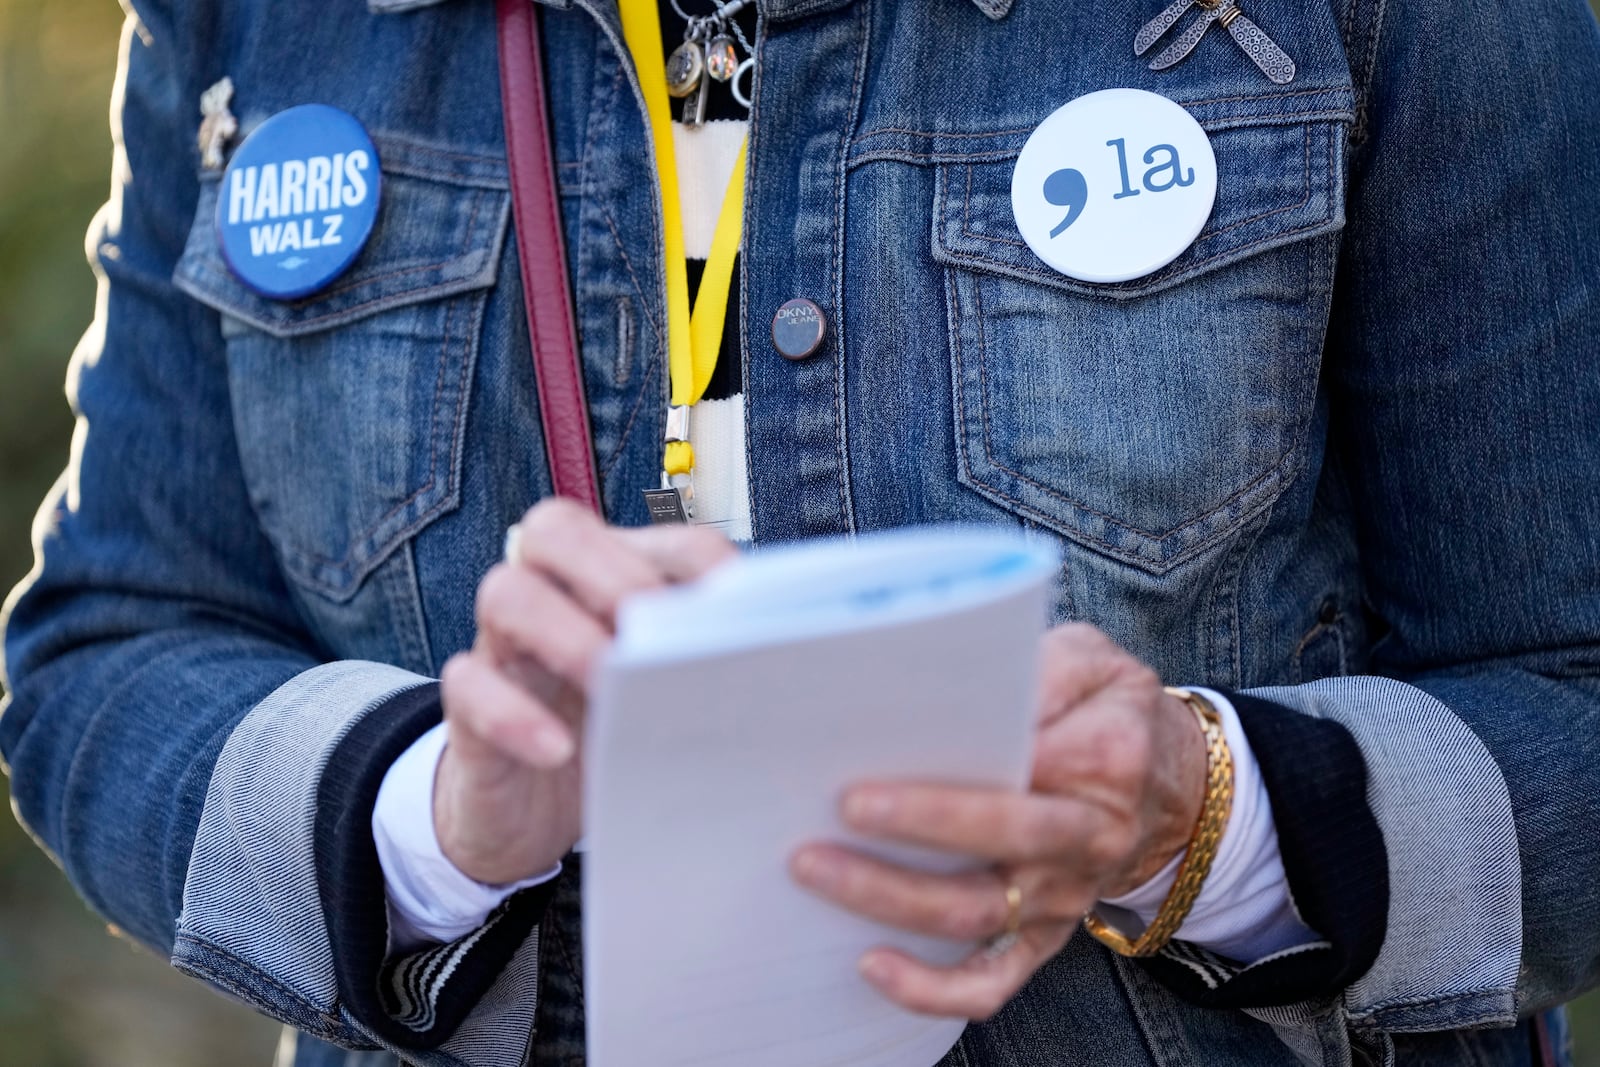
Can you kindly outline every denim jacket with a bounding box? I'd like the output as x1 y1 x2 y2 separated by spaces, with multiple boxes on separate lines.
3 0 1598 1064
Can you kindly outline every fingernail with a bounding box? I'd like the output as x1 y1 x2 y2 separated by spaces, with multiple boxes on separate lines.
792 849 836 889
859 953 892 985
844 789 893 827
533 727 575 764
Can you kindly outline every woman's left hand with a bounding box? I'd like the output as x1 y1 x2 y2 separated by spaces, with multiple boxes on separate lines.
789 623 1208 1020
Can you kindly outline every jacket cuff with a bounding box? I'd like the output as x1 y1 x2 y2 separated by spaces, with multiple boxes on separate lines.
316 683 556 1049
1136 691 1387 1009
172 660 548 1067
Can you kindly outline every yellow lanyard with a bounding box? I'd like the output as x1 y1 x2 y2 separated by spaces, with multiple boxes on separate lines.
618 0 749 479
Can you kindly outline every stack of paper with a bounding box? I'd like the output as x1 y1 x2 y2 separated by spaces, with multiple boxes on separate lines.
584 527 1057 1067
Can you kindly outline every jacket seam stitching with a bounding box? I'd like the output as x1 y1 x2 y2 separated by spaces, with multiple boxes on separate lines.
852 86 1351 145
173 934 356 1040
963 232 1297 550
280 286 461 578
831 0 872 534
285 189 490 308
959 125 1314 254
1347 985 1517 1019
941 127 1333 299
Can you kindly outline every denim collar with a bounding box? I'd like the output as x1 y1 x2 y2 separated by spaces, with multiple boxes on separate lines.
366 0 1015 23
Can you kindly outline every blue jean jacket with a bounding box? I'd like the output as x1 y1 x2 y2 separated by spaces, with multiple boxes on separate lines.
2 0 1598 1064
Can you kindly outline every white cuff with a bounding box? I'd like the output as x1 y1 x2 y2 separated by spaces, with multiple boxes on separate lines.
1099 688 1318 963
373 723 563 954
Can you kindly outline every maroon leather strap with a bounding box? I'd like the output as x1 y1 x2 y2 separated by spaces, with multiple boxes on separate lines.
497 0 602 513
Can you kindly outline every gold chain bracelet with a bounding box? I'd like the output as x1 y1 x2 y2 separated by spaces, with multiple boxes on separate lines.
1083 687 1235 958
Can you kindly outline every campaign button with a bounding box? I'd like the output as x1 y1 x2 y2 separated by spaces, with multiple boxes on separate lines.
216 104 381 300
1010 88 1217 284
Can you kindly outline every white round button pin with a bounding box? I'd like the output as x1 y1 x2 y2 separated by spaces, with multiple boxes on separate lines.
1010 88 1217 284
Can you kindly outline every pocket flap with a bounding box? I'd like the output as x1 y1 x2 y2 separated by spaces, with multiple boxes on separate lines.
934 116 1347 301
174 134 510 337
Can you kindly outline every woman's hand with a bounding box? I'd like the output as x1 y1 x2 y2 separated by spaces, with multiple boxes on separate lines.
789 622 1207 1020
436 499 736 885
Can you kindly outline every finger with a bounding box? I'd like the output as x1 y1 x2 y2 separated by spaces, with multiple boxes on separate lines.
790 845 1017 941
615 523 738 582
440 652 575 767
841 782 1113 865
511 499 667 625
475 562 612 689
1033 623 1126 720
792 846 1097 938
858 923 1075 1021
1030 683 1156 800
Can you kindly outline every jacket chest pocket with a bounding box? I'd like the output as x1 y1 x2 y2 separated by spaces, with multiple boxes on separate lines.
934 113 1347 575
174 135 511 602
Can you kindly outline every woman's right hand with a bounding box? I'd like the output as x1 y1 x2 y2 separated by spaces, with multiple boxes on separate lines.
435 499 737 885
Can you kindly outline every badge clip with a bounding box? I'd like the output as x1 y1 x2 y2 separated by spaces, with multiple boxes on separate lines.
643 473 693 525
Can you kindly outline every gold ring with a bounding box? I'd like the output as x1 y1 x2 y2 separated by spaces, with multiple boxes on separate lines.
981 883 1025 960
1003 882 1023 937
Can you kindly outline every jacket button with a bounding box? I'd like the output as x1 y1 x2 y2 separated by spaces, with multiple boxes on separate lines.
771 298 827 360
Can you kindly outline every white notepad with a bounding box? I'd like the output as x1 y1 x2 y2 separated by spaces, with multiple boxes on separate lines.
583 527 1057 1067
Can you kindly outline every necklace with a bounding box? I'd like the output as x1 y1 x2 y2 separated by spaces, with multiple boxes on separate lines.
664 0 756 125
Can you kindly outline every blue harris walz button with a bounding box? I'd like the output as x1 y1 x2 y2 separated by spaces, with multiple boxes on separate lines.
216 104 381 300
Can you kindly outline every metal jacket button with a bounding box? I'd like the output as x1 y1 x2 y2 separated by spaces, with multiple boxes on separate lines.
772 298 827 361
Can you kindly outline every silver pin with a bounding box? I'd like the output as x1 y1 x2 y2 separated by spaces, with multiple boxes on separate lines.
1146 6 1221 70
1134 0 1200 57
1136 0 1295 85
197 76 238 171
1219 10 1296 84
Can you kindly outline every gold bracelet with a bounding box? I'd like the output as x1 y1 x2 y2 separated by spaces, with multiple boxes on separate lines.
1083 687 1235 958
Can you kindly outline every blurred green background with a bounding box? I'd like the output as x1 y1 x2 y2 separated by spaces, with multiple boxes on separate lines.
1 1 1598 1065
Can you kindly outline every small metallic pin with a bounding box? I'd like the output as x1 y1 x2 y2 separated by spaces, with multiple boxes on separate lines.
1135 0 1295 85
197 76 238 171
1134 0 1200 56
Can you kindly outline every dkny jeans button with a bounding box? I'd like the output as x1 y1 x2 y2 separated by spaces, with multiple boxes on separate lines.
772 298 827 361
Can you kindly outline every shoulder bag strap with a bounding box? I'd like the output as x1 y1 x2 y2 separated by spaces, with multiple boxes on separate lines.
496 0 602 513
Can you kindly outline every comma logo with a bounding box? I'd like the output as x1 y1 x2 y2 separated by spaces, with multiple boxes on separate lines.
1043 168 1088 237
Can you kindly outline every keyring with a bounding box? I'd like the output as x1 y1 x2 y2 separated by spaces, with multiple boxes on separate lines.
731 57 755 109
